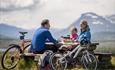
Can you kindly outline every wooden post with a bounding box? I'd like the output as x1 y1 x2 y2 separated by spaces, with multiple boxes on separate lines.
17 53 37 70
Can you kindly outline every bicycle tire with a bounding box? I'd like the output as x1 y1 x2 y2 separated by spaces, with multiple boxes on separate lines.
1 44 22 69
81 53 97 70
49 52 67 70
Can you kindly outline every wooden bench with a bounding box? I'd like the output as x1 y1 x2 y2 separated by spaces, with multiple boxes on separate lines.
20 53 41 62
18 53 40 69
22 43 100 59
95 52 112 61
86 43 113 68
94 52 113 68
22 43 114 68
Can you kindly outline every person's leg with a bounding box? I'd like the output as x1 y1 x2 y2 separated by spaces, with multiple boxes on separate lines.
38 49 48 70
33 49 45 54
45 45 58 52
38 46 55 70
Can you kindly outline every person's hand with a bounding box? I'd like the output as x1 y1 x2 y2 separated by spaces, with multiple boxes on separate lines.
58 42 63 45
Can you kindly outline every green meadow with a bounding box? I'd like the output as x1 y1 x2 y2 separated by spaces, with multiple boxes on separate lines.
0 39 115 70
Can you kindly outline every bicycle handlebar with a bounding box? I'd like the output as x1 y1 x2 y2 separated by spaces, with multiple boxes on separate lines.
19 32 28 40
19 32 28 36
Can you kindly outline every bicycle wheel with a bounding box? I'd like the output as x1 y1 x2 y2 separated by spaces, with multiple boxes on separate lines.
49 53 67 70
1 44 22 69
81 53 97 70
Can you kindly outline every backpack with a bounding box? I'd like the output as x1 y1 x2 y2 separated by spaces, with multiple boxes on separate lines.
38 50 53 68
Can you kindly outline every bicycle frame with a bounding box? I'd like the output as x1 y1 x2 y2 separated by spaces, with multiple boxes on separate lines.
19 32 31 52
82 50 93 63
62 45 83 58
59 44 89 62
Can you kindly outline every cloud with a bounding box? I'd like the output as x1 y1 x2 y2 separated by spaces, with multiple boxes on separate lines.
0 0 46 11
0 0 115 29
80 0 98 3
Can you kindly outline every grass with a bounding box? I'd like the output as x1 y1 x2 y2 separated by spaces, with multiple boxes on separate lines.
17 58 37 70
94 41 115 54
0 52 2 70
111 56 115 66
0 39 19 48
0 52 38 70
0 40 115 70
0 52 115 70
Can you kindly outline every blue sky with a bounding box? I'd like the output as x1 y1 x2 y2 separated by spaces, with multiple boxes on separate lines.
0 0 115 29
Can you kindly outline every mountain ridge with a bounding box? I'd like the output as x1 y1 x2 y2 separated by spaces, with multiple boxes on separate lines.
0 12 115 40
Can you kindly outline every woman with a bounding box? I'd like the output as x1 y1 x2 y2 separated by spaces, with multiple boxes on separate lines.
67 20 91 61
77 20 91 44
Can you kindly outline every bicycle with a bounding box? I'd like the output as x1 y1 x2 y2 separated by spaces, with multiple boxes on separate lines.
1 32 31 69
49 41 98 70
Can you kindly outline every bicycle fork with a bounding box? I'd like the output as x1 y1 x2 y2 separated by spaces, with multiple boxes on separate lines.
73 47 85 59
84 51 92 63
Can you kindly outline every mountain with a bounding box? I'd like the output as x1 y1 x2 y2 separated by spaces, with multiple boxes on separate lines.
55 12 115 40
0 23 34 39
0 23 60 39
0 12 115 40
0 34 13 40
70 12 115 33
92 32 115 41
106 15 115 23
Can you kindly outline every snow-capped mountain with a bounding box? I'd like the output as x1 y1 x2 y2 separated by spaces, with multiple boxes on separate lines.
106 15 115 23
69 12 115 33
55 12 115 40
0 12 115 40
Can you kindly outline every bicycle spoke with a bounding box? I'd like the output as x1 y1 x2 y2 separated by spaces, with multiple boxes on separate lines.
50 53 67 70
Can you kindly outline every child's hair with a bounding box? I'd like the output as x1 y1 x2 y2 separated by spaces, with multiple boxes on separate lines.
71 27 78 33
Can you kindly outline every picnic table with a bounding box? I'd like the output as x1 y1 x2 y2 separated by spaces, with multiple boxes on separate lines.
22 42 79 60
23 42 79 56
22 42 113 68
23 42 100 57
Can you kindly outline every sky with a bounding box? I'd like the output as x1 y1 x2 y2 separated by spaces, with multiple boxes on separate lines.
0 0 115 29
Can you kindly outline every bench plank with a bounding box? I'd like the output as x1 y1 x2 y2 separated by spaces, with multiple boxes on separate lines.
94 52 112 56
90 43 99 45
20 53 41 57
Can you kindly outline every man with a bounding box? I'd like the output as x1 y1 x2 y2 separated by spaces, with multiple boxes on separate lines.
30 19 58 54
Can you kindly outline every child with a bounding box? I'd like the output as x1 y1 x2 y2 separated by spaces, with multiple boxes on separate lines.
60 27 79 51
70 27 78 41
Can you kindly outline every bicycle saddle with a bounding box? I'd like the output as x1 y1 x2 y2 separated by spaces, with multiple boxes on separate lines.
19 32 28 35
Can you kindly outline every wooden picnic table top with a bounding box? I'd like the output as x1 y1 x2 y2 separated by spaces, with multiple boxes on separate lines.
23 42 100 57
45 42 99 46
45 42 79 45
